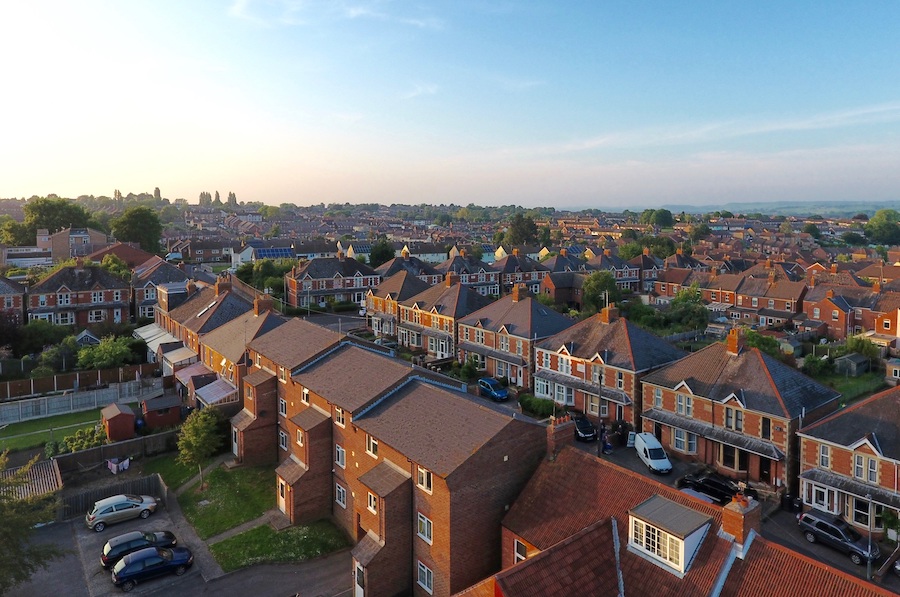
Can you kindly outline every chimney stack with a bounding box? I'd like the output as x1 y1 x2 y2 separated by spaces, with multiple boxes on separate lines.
676 248 684 255
511 283 529 302
512 248 520 257
830 263 837 274
826 289 834 299
643 247 651 256
185 280 197 297
446 272 459 287
599 304 619 324
402 248 410 261
338 250 345 262
254 293 274 315
560 248 567 257
874 279 881 293
545 414 575 459
603 248 612 257
215 274 232 296
722 493 761 558
726 327 745 355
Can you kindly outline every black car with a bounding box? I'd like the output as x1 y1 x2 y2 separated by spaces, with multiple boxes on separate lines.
573 414 598 442
100 530 177 569
676 472 758 505
111 546 193 592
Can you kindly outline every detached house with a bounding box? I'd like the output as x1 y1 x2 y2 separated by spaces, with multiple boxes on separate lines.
640 328 841 491
533 305 686 430
27 260 130 327
132 256 189 321
285 252 380 309
457 284 575 389
797 386 900 540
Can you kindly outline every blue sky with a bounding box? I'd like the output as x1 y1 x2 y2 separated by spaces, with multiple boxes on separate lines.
2 1 899 209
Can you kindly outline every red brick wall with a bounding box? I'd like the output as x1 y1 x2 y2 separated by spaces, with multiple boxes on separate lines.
362 480 413 597
500 529 539 569
237 374 278 466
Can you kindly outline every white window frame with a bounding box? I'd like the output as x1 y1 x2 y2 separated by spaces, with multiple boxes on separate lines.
417 513 433 544
818 444 830 468
278 397 287 417
630 517 682 570
296 430 303 446
854 454 864 480
654 388 662 408
335 444 346 469
91 291 103 303
57 292 70 305
278 429 288 451
673 429 697 454
514 539 528 563
868 457 878 483
335 407 345 427
367 492 377 514
417 561 434 595
335 483 346 508
302 387 309 404
417 466 433 493
366 434 378 458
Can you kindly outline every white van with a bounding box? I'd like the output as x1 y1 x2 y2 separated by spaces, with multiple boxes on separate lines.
634 432 673 474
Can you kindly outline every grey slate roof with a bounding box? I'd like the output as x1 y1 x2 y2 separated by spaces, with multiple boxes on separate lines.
370 271 432 301
458 294 575 340
174 288 253 335
30 265 129 292
374 255 441 279
0 276 25 295
402 281 494 319
290 255 378 280
640 341 840 419
642 408 784 459
536 314 686 373
798 386 900 460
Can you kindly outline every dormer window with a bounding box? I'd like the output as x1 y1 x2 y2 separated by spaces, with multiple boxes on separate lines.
628 495 711 577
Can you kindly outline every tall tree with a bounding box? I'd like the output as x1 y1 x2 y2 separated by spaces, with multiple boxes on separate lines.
0 452 63 593
153 187 161 201
506 213 538 246
177 408 224 487
369 237 396 268
865 209 900 245
110 206 162 253
23 197 92 236
581 271 621 312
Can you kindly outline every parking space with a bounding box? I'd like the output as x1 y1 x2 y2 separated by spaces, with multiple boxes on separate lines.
75 504 200 596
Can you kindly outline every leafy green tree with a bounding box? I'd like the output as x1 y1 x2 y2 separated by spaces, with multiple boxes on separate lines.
689 223 712 243
779 221 794 234
24 197 92 236
506 214 538 246
40 336 79 371
650 209 674 228
77 336 133 370
177 408 224 486
100 254 132 280
743 330 782 359
0 219 32 245
582 271 621 312
842 336 880 361
802 354 833 376
841 231 866 245
110 206 162 253
468 245 484 260
369 237 396 268
0 452 63 593
618 242 643 261
802 223 821 239
865 209 900 245
14 320 72 357
539 225 551 247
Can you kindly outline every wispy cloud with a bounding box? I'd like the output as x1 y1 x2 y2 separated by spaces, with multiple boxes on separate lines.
401 83 438 100
228 0 443 29
498 102 900 158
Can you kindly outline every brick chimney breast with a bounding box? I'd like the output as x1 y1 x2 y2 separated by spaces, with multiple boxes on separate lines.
446 272 459 287
726 327 745 355
254 293 274 315
560 248 567 257
546 414 575 458
722 494 761 553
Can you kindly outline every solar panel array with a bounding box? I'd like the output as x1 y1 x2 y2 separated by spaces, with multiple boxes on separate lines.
255 247 294 259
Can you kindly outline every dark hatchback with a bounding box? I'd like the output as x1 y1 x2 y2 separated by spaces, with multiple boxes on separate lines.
111 546 193 592
100 530 177 569
676 472 758 505
573 414 598 442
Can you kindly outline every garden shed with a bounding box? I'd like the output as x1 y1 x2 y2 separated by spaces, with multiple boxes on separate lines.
141 394 182 430
834 352 870 377
101 402 136 442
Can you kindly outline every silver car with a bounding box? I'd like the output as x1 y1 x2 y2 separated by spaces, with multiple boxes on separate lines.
85 494 159 532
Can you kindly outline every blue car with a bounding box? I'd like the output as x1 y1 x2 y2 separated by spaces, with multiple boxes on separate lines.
111 546 193 592
477 377 509 401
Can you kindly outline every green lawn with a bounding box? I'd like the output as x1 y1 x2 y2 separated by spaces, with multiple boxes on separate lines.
210 521 349 572
180 466 274 539
210 264 231 273
0 408 104 452
821 372 887 404
142 453 210 491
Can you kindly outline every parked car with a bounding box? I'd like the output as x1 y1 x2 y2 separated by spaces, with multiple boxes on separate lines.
86 494 159 532
573 414 598 442
111 546 194 592
676 472 757 505
100 530 177 569
797 509 880 565
374 338 398 349
477 377 509 401
633 432 672 474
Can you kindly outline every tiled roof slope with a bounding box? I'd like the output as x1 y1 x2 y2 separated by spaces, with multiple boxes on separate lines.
458 294 575 339
355 379 516 478
403 282 494 319
374 254 441 278
174 288 252 335
200 310 285 363
434 253 494 275
371 270 432 300
31 265 129 291
536 314 686 373
719 536 896 597
294 344 412 413
640 341 840 419
248 317 344 370
799 386 900 460
134 256 190 285
0 276 25 294
290 255 378 279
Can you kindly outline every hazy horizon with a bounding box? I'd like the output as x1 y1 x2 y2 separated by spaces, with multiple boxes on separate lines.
3 2 899 209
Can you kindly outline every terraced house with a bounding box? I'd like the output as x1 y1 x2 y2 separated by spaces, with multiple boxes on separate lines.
640 328 841 492
365 271 432 339
533 305 686 430
27 260 130 327
285 252 380 309
797 386 900 540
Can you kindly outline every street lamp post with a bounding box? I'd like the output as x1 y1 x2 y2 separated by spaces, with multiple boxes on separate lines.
866 493 873 581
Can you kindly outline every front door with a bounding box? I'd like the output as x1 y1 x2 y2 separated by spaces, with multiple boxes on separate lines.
759 458 771 484
277 479 286 513
654 422 662 441
354 561 365 597
232 427 239 457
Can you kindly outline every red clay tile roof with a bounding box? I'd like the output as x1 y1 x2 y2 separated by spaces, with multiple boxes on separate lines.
248 318 344 370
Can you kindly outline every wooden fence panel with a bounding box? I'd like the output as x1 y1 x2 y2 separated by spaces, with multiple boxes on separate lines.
53 430 179 477
59 474 166 521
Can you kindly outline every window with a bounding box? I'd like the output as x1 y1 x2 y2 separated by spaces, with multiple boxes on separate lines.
592 365 602 385
721 445 749 471
761 417 771 440
255 353 260 367
302 388 309 404
279 366 287 383
676 394 692 417
474 329 484 344
558 356 571 375
57 292 70 305
113 290 122 302
417 466 433 493
335 483 346 508
832 310 839 321
819 444 830 468
38 294 47 306
541 351 550 368
296 430 304 446
654 388 663 408
366 435 378 458
499 335 509 352
854 454 864 479
417 561 434 594
278 397 286 416
335 407 345 427
885 320 892 331
91 291 103 303
367 492 377 514
852 497 884 529
673 429 697 453
145 288 156 300
278 430 288 450
725 407 743 432
587 395 600 416
554 384 574 406
631 518 681 568
335 445 346 468
768 299 775 309
417 513 433 544
534 378 550 398
56 312 74 325
751 297 758 307
514 539 528 563
616 371 624 390
813 308 820 319
868 458 878 483
89 310 104 323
